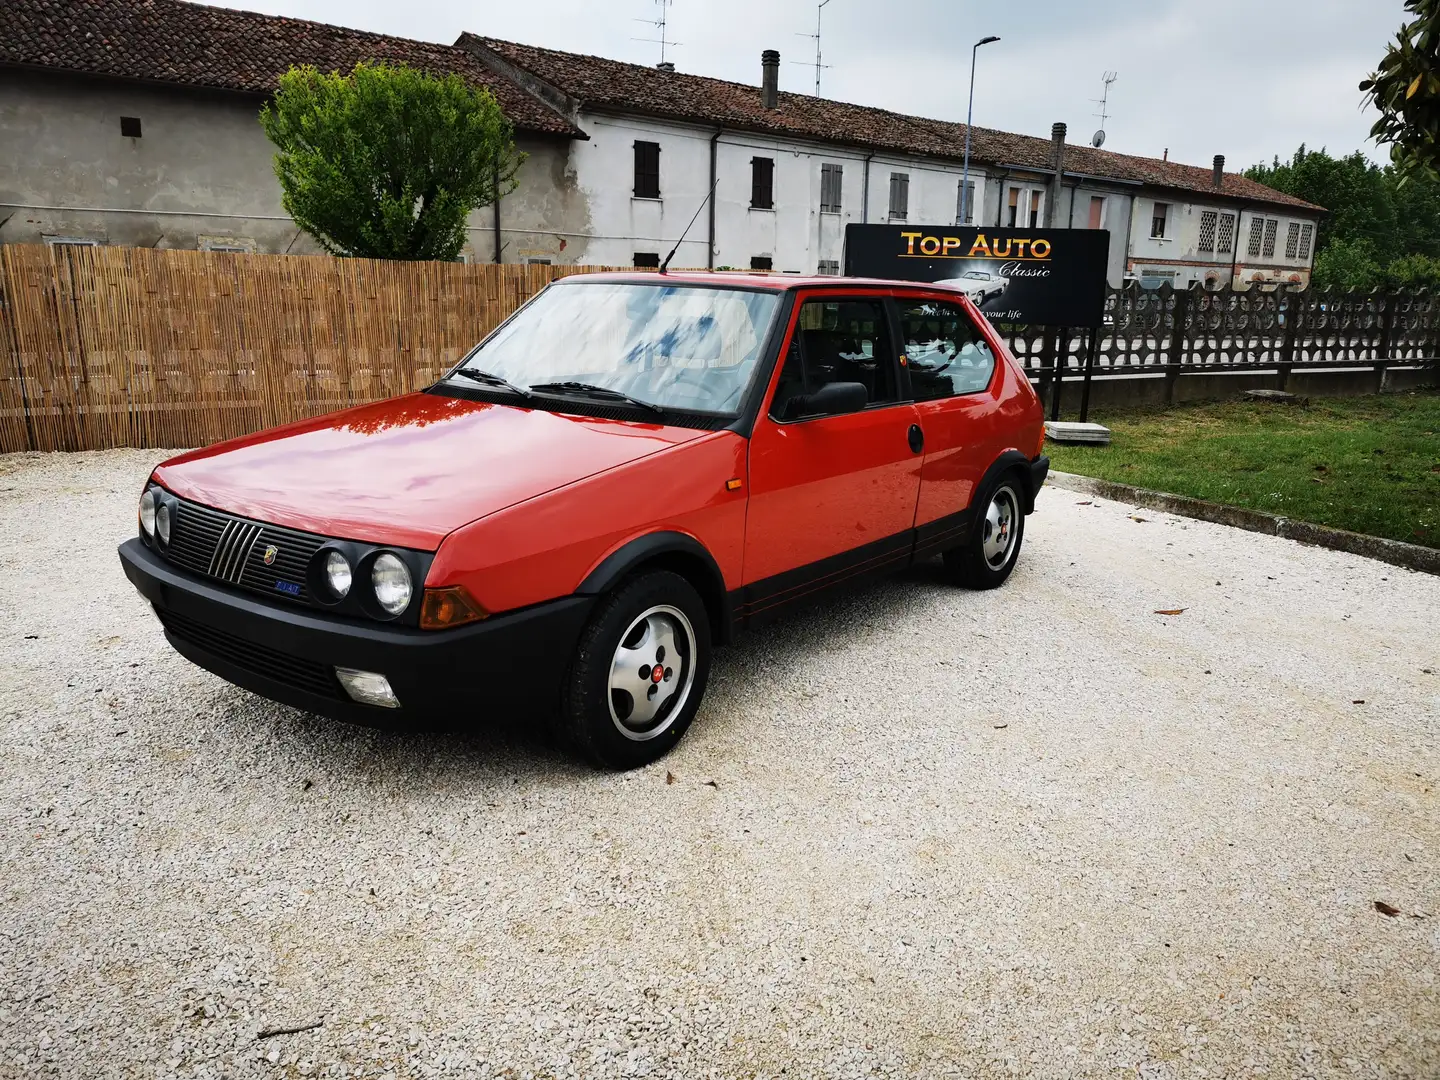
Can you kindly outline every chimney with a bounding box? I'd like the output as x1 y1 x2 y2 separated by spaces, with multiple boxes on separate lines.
1046 121 1066 228
1162 148 1168 162
761 50 779 110
656 61 675 72
1212 154 1225 189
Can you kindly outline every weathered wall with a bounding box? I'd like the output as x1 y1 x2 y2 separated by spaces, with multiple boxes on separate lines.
0 70 574 261
568 110 991 273
0 69 317 253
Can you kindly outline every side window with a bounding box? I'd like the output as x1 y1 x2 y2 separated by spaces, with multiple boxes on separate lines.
898 299 996 402
770 298 899 420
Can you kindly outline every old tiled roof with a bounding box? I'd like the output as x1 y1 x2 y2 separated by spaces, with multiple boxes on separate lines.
466 36 1323 213
0 0 582 137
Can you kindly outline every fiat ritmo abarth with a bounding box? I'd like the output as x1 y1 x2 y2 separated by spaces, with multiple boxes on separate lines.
120 273 1048 769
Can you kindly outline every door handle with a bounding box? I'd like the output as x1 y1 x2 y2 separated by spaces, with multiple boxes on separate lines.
907 424 924 454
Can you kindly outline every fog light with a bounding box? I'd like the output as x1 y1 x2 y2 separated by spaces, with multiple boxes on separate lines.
334 667 400 709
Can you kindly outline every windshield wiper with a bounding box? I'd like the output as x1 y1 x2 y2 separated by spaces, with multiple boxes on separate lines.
449 365 531 398
528 381 664 415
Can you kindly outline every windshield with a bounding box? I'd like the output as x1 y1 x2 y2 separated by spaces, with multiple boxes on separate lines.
450 281 782 415
962 271 988 281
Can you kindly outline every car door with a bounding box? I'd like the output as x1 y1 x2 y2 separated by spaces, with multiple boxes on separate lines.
894 294 1008 556
742 291 922 618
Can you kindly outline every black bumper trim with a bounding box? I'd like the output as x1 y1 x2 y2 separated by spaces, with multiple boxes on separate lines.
1029 455 1050 509
119 537 594 725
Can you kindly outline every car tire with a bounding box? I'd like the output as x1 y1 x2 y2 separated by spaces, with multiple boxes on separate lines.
941 472 1026 590
560 570 711 770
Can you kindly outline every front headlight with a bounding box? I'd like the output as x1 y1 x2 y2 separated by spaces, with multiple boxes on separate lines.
371 553 412 615
324 551 353 600
156 502 172 545
139 488 157 537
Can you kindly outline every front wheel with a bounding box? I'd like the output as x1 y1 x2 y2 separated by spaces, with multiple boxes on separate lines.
560 570 711 769
942 475 1026 590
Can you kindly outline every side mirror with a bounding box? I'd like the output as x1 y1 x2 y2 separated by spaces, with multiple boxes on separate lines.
783 380 868 419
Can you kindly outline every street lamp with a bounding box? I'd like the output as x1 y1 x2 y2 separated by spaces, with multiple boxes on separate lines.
960 35 1000 227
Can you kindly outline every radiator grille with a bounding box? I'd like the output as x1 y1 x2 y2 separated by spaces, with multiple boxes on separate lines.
157 608 343 700
164 500 326 603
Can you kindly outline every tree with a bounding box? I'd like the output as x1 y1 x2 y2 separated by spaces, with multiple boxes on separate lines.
1361 0 1440 182
260 62 522 261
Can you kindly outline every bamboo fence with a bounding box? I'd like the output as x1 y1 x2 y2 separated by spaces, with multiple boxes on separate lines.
0 245 625 453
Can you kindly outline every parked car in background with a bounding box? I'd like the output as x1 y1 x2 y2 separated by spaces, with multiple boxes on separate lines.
119 273 1048 769
936 269 1009 306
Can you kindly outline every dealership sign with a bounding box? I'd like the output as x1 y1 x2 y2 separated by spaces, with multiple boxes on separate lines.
843 225 1111 328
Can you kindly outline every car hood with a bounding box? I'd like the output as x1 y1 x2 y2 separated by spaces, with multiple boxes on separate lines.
153 392 711 549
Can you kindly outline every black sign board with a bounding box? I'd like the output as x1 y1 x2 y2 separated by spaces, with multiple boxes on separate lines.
843 224 1111 328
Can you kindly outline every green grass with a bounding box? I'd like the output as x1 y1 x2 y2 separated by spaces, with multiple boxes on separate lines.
1046 389 1440 548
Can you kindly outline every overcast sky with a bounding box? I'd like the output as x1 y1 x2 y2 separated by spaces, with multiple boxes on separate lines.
242 0 1401 172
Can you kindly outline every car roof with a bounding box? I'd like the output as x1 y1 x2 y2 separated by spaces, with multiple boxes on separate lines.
557 271 968 294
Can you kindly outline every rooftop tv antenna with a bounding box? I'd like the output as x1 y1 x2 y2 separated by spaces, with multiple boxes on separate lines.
1091 70 1117 148
632 0 680 66
792 0 835 95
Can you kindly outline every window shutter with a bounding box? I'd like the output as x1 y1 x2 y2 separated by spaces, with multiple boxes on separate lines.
633 142 660 199
751 157 774 209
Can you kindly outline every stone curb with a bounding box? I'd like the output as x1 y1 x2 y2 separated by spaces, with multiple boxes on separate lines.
1046 470 1440 577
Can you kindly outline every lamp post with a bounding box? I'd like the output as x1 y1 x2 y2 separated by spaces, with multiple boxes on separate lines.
960 35 1000 226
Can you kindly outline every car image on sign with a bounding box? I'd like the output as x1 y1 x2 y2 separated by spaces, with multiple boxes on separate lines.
936 269 1009 307
118 273 1049 770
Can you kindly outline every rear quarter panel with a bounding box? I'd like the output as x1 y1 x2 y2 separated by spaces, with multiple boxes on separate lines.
427 431 748 615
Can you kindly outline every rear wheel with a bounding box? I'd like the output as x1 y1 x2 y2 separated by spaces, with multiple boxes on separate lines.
942 474 1026 589
560 570 710 769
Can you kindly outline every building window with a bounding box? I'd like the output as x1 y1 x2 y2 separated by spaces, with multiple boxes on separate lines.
633 141 660 199
750 256 773 271
1284 222 1300 259
199 235 257 253
1247 216 1265 258
1088 196 1107 230
1262 218 1278 258
524 257 552 265
1151 202 1169 239
1298 222 1314 260
633 252 660 268
1197 210 1218 252
1007 187 1020 227
820 163 843 213
957 180 976 224
888 173 909 221
750 157 775 210
817 259 840 275
120 116 142 138
1029 191 1042 228
1217 213 1236 254
43 236 101 247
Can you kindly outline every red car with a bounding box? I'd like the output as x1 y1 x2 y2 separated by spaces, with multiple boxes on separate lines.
120 273 1048 768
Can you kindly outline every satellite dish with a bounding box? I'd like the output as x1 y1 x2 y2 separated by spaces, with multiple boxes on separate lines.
1092 129 1106 148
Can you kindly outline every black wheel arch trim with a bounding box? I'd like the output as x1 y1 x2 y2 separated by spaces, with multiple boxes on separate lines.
980 449 1043 514
577 531 735 645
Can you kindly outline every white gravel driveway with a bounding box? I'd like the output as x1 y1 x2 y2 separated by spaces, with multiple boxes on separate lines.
2 449 1437 1080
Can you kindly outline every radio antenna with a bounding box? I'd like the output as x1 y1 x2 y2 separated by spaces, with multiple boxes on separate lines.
659 176 720 274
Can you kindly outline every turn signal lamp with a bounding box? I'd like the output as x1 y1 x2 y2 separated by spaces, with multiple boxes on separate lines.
420 585 488 630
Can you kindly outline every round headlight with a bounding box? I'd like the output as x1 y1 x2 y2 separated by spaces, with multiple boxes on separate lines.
139 488 157 537
156 502 171 545
324 551 353 600
371 553 412 615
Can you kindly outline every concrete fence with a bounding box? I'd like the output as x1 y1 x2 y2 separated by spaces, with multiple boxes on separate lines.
0 244 1434 453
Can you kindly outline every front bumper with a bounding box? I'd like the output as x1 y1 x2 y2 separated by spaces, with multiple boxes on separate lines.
119 538 594 725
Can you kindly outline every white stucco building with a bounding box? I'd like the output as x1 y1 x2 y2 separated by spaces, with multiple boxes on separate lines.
1 0 1323 290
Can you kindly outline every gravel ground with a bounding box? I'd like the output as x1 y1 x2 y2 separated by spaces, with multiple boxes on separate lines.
2 448 1438 1080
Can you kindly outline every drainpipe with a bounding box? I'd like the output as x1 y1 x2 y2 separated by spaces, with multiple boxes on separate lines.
708 129 720 269
492 163 502 264
861 152 874 223
1230 204 1251 287
1121 194 1136 281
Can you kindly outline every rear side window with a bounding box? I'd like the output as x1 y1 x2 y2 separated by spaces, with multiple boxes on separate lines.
770 298 899 419
897 298 996 401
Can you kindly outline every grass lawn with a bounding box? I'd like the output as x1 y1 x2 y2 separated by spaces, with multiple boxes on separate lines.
1045 389 1440 548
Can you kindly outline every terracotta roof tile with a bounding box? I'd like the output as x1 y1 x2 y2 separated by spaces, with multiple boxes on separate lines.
0 0 582 137
468 36 1323 213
